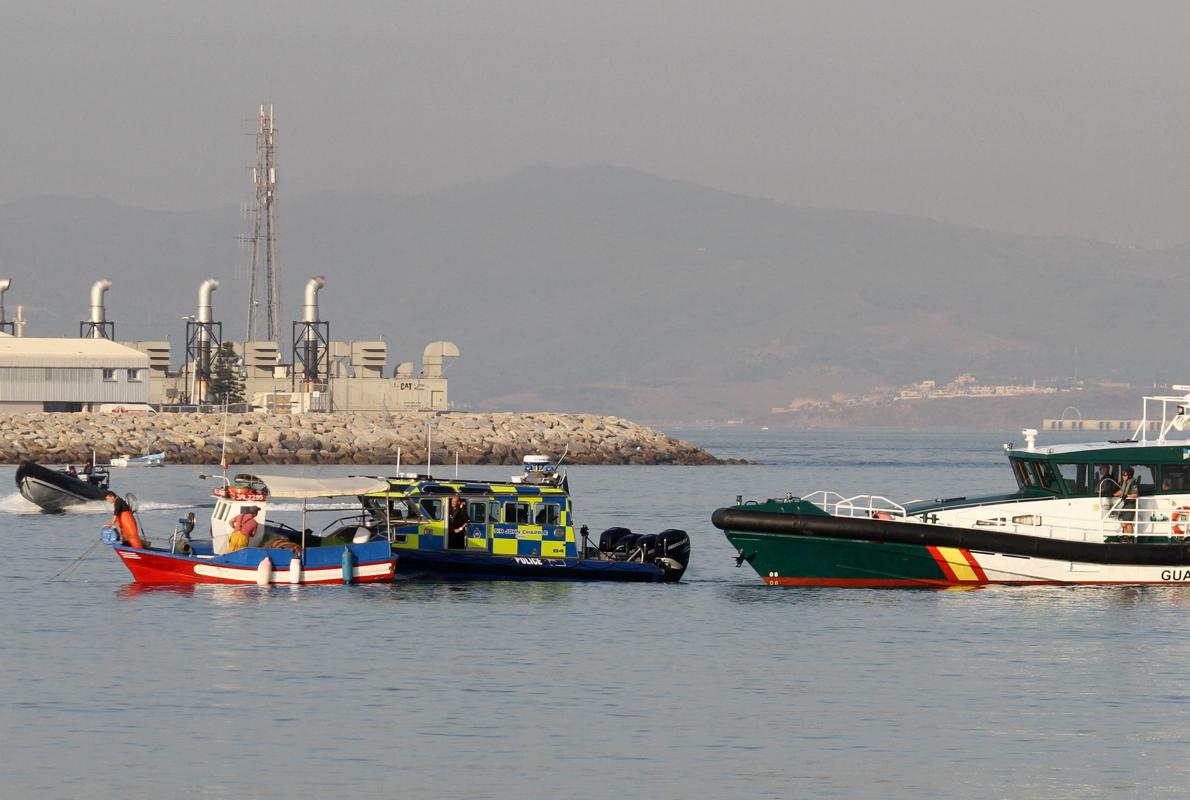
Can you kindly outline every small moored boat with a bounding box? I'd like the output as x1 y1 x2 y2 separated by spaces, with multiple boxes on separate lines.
110 452 166 468
109 474 397 585
16 460 110 513
715 390 1190 587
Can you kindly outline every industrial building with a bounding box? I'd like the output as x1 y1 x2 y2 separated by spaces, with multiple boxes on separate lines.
0 336 150 412
0 277 457 414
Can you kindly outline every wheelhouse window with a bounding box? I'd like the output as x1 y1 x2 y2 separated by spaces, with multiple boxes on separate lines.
419 498 443 521
1131 465 1156 493
1055 463 1116 496
535 502 561 525
1159 465 1190 492
505 502 531 524
467 501 486 523
1010 459 1061 494
363 497 416 521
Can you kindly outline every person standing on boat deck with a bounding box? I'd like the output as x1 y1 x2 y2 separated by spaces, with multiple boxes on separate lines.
228 506 260 551
1113 467 1140 535
448 496 468 549
105 491 144 549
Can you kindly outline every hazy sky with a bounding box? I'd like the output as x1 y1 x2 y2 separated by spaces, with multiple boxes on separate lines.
4 1 1190 246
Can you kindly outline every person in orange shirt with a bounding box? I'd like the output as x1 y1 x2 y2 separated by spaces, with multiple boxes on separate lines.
105 491 144 549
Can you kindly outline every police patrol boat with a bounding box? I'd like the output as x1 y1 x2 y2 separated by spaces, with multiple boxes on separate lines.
360 455 691 582
715 390 1190 587
108 474 397 585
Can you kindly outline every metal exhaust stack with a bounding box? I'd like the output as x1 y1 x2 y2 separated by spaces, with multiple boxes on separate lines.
303 276 325 385
0 279 10 332
303 275 326 323
196 279 219 402
85 279 113 339
293 276 328 394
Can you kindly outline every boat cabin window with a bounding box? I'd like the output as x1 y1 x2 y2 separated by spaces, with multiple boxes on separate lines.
467 501 486 523
214 502 230 521
1131 465 1156 493
1159 465 1190 492
488 501 501 525
1055 462 1090 494
535 502 561 525
504 502 531 524
1011 459 1061 494
420 498 443 521
363 497 417 521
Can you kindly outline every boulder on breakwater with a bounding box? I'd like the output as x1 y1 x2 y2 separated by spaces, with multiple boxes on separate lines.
0 412 724 466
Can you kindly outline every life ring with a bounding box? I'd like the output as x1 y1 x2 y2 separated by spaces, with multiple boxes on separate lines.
1172 506 1190 535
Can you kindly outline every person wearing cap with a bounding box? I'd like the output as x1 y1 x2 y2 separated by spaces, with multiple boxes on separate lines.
228 506 259 552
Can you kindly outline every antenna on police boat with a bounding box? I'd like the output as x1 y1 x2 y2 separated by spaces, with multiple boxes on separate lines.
426 420 432 476
552 444 570 472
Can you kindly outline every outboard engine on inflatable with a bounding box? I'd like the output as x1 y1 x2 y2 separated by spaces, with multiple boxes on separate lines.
593 525 691 582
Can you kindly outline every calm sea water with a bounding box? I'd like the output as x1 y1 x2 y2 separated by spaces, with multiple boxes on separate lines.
3 428 1190 799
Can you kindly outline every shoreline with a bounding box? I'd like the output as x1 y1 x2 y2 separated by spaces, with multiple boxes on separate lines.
1 411 726 466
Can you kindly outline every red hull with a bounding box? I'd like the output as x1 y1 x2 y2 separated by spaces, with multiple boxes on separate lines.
114 547 396 585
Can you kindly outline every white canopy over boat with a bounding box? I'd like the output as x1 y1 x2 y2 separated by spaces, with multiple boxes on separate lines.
248 474 389 499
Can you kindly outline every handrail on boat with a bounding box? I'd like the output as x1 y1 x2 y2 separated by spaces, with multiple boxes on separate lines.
800 490 907 519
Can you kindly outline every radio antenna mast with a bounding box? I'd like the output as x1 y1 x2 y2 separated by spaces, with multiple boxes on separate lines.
243 103 281 342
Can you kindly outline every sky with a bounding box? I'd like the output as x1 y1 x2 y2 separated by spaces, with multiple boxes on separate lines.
3 1 1190 247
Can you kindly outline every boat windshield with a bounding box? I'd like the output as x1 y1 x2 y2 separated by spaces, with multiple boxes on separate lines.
1010 458 1061 494
361 496 421 521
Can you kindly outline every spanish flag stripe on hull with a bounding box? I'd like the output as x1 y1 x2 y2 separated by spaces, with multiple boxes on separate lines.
927 545 985 584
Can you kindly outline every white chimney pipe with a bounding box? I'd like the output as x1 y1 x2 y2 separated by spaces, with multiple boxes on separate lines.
0 279 10 324
89 279 112 338
198 278 219 324
303 276 326 323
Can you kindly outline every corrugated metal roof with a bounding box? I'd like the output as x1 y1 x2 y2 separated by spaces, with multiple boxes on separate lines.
0 337 149 368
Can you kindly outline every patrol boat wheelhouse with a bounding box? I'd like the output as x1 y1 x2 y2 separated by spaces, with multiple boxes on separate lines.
360 456 691 582
715 391 1190 587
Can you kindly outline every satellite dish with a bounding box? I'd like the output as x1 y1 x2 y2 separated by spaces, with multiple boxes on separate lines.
1174 416 1187 432
124 493 139 513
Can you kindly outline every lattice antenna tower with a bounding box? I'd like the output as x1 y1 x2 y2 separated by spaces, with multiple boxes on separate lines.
243 103 281 341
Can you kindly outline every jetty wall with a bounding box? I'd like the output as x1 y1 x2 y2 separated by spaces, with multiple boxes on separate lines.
0 412 720 466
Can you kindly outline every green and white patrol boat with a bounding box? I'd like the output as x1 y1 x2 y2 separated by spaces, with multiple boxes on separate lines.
714 391 1190 587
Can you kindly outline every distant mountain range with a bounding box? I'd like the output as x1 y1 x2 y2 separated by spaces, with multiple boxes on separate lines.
1 166 1186 422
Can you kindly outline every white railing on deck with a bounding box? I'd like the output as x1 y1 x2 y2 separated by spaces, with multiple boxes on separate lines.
798 488 1190 545
800 490 908 519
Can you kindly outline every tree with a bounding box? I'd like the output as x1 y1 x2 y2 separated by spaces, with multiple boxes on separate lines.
208 342 246 406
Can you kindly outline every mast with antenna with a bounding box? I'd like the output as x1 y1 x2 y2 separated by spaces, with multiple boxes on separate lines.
243 103 281 342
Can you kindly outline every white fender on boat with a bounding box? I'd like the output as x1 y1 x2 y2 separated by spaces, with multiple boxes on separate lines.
288 556 302 584
256 556 273 586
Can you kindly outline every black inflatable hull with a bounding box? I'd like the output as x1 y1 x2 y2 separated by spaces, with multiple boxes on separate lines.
15 460 108 513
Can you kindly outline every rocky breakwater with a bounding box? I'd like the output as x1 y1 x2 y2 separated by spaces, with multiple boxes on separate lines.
0 412 723 466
